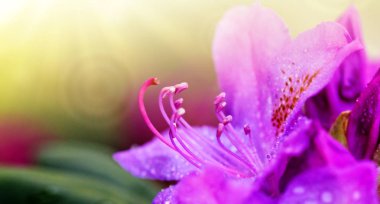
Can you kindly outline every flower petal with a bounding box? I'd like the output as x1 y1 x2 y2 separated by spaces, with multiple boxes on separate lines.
279 162 378 204
338 6 364 42
368 59 380 81
258 121 360 197
276 22 361 134
346 69 380 160
154 167 263 204
213 3 290 127
113 129 200 181
213 3 360 158
305 6 367 130
153 186 176 204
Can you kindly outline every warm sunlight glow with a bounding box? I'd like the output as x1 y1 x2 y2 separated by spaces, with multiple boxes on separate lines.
0 0 27 24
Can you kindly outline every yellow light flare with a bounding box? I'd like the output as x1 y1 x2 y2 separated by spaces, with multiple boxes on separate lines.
0 0 378 143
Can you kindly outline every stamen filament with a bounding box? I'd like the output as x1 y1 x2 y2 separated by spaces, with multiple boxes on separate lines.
214 99 264 170
169 113 203 168
170 109 251 176
169 129 202 168
138 78 175 149
216 123 257 175
167 93 254 174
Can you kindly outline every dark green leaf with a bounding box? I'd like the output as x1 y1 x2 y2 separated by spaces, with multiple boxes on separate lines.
37 142 160 202
0 167 149 204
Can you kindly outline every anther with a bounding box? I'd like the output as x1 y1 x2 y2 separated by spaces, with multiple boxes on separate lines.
177 108 186 116
174 108 186 121
214 92 226 105
152 78 160 85
223 115 233 125
174 82 188 94
162 86 176 98
216 101 227 112
174 98 184 109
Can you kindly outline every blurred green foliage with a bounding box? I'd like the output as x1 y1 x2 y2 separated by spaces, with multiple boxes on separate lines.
0 142 160 203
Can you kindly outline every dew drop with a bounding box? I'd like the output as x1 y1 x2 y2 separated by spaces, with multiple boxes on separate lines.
353 191 361 200
321 191 333 203
292 186 305 194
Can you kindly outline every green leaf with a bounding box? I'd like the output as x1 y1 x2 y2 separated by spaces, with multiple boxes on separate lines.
0 167 149 204
37 142 160 202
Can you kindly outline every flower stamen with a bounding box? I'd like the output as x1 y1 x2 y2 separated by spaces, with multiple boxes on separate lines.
139 78 262 178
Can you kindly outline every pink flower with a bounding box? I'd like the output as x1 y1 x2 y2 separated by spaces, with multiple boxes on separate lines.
114 3 377 203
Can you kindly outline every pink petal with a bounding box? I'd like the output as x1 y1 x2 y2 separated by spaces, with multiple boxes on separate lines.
305 6 367 130
113 128 200 181
153 186 176 204
280 162 378 204
337 6 363 44
258 121 356 196
213 2 361 157
346 69 380 159
213 3 290 127
154 167 262 204
277 22 361 133
367 59 380 81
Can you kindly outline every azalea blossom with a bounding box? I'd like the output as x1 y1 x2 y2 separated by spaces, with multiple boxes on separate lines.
305 6 380 130
113 3 377 203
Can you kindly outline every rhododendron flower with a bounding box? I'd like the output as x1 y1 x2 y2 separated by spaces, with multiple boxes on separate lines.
113 3 377 203
306 6 380 130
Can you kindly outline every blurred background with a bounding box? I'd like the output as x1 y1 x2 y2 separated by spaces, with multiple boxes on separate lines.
0 0 378 203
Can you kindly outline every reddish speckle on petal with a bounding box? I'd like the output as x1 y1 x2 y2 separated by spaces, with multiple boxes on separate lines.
271 70 320 136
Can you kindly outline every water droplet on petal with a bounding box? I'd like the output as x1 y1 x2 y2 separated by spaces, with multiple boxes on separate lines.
353 191 361 200
321 191 333 203
292 186 305 194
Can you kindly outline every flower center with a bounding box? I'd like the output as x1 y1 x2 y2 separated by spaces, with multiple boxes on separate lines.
138 78 267 178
